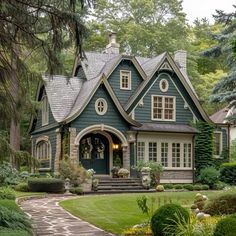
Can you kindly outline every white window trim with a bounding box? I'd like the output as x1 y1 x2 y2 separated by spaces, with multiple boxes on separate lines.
95 98 108 115
137 137 192 169
151 95 176 121
120 70 131 90
35 136 51 170
214 131 223 158
41 95 49 126
159 79 169 92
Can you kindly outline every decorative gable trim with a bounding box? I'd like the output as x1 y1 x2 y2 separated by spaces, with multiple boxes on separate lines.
125 53 211 123
64 76 141 127
106 55 147 81
160 61 172 71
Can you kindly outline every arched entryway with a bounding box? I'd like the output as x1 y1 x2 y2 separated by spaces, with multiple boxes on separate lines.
79 133 110 174
75 124 128 175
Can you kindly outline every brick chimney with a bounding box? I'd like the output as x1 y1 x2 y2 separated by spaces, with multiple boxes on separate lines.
174 50 187 72
105 32 120 55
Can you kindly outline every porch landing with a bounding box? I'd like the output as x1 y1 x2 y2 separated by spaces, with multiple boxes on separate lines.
91 176 156 194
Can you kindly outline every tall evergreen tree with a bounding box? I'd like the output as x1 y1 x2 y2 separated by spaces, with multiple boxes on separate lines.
204 6 236 110
0 0 92 168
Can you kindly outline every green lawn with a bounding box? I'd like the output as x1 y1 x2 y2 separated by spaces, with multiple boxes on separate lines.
59 191 221 235
15 191 46 198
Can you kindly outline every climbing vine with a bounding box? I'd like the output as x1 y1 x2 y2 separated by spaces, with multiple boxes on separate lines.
194 121 214 177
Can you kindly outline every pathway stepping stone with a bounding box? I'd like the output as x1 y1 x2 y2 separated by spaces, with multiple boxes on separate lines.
20 196 115 236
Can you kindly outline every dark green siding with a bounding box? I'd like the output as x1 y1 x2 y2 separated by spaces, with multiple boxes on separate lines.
134 73 194 124
71 84 130 135
35 105 56 130
108 60 143 106
31 128 57 172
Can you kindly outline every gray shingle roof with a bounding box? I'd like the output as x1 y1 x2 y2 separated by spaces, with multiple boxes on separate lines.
43 75 83 122
131 123 198 133
43 51 199 123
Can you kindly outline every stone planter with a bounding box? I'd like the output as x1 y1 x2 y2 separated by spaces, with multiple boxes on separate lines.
81 178 92 192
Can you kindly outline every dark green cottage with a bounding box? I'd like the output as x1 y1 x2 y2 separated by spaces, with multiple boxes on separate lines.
29 33 228 183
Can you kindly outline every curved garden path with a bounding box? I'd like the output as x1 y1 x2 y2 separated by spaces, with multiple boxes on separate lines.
20 195 115 236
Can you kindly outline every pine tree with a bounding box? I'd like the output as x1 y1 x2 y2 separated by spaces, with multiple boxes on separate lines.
0 0 93 168
204 6 236 108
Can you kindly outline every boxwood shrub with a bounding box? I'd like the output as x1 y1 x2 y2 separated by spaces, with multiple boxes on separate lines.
163 184 174 189
220 162 236 185
174 184 183 190
204 192 236 215
213 214 236 236
151 203 189 236
183 184 194 191
28 178 64 193
69 187 83 195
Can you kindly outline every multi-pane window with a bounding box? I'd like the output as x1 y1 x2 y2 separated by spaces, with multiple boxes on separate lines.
137 142 145 161
149 142 157 161
172 143 180 167
214 132 222 156
152 96 175 121
36 141 50 168
120 70 131 90
184 143 191 168
161 143 168 167
42 96 49 125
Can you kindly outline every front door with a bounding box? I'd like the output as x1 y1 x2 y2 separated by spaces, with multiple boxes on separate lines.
79 133 109 174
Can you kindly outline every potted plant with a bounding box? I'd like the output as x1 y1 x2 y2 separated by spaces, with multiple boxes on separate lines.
111 166 120 178
118 168 130 178
92 178 99 191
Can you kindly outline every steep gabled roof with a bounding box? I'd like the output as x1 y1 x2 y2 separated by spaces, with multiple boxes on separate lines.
42 75 83 122
124 52 210 122
32 50 209 131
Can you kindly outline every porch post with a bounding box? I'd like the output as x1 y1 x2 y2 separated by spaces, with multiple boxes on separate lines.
69 127 78 163
122 145 130 171
54 128 61 172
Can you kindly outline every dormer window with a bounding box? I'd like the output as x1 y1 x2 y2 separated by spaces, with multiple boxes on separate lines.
42 95 49 126
120 70 131 90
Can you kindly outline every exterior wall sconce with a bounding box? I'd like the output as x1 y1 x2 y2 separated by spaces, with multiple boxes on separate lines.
113 144 119 149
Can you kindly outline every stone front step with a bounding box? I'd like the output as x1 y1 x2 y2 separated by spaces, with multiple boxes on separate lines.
96 177 146 193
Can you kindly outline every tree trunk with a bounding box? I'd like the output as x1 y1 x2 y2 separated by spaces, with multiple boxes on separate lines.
9 40 21 170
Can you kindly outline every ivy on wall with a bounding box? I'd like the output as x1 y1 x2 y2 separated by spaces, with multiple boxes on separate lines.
62 127 70 157
194 121 214 177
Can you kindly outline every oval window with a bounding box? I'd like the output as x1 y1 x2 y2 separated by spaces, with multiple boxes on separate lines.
95 98 108 115
159 79 169 92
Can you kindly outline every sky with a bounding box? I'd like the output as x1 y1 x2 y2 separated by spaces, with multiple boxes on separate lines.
182 0 236 24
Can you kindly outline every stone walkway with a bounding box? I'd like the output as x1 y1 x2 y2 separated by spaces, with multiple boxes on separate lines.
20 195 115 236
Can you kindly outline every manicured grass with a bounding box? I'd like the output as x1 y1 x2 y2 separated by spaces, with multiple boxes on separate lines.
0 199 22 212
0 228 31 236
60 191 221 234
15 191 46 198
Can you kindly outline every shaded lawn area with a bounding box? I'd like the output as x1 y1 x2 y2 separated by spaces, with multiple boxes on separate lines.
15 191 46 198
59 191 221 235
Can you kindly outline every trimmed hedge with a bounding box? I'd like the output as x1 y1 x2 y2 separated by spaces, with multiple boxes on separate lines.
151 203 189 236
213 214 236 236
28 178 64 193
220 162 236 185
204 192 236 215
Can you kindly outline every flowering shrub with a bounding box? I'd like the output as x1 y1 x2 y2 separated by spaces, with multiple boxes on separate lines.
122 226 152 235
